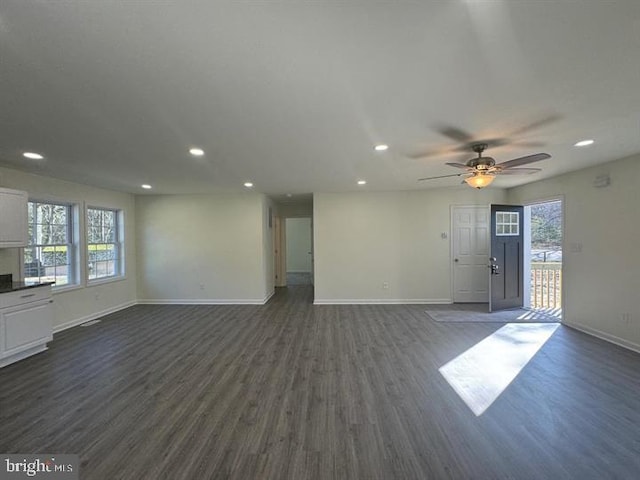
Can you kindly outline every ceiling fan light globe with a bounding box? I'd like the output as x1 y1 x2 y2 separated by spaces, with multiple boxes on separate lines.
465 173 496 189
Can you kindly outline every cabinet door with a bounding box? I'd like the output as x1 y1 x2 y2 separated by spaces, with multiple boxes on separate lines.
0 188 28 247
2 301 53 355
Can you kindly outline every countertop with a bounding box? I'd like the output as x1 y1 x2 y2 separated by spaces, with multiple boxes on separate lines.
0 281 55 294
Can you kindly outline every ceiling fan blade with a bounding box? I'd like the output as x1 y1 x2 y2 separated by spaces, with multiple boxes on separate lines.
418 173 464 181
451 137 510 152
445 162 471 169
437 126 475 143
497 153 551 168
406 149 440 159
508 114 562 136
496 167 542 175
406 146 459 159
512 141 546 148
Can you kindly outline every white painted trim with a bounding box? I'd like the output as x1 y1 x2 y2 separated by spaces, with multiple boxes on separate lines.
520 195 566 316
52 284 84 295
523 206 532 308
86 275 127 287
138 298 269 305
54 290 276 334
0 345 49 368
563 320 640 354
314 298 452 305
263 290 275 304
53 300 136 333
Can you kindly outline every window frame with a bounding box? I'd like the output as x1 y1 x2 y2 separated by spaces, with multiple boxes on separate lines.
495 211 520 236
86 206 125 283
23 199 79 290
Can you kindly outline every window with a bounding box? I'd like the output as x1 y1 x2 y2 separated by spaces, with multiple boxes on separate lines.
87 207 123 280
496 211 520 236
24 201 76 287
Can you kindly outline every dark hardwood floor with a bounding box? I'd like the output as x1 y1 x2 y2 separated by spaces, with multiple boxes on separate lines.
1 286 639 479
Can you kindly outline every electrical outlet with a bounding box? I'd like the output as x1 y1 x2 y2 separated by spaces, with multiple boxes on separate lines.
199 283 205 290
382 282 389 289
622 313 632 325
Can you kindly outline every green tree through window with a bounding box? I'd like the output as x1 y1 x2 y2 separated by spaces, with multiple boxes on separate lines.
24 201 75 286
531 201 562 250
87 207 122 280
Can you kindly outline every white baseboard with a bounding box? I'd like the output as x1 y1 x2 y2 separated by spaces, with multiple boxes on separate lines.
313 298 452 305
263 290 275 304
138 298 269 305
54 291 277 334
53 300 137 333
0 345 48 368
562 320 640 354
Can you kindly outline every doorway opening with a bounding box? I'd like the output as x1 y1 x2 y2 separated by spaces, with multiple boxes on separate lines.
285 217 313 286
524 199 563 318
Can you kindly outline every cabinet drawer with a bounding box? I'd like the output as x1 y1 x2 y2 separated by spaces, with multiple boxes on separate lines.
3 301 53 353
0 286 52 309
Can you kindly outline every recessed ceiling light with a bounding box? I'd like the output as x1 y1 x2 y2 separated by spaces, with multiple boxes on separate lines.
189 147 205 156
574 139 594 147
357 180 367 185
286 193 293 197
374 144 389 152
244 182 254 188
23 152 44 160
141 184 152 190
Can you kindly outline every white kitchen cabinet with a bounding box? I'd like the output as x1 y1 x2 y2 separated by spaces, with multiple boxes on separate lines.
0 187 29 247
0 285 53 368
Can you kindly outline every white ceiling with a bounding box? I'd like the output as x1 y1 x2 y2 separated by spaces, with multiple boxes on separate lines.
1 1 639 196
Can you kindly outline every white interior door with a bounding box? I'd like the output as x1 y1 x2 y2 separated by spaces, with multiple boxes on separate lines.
452 206 490 303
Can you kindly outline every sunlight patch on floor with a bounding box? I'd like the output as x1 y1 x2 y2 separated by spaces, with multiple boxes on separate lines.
439 323 560 416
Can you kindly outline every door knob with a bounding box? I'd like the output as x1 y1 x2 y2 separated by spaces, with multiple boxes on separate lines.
454 258 459 262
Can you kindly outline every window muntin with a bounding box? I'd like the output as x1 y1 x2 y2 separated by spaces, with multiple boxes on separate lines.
24 201 75 287
87 207 122 280
496 211 520 236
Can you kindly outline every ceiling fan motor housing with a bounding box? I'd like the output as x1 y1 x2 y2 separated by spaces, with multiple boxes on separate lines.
468 144 496 168
468 157 496 169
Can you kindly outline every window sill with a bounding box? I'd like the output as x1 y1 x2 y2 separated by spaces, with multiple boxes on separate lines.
52 284 84 295
87 275 127 287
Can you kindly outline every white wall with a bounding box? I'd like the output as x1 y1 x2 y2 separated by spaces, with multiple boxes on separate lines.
313 188 506 303
286 217 312 272
0 166 137 330
135 193 269 303
507 153 640 351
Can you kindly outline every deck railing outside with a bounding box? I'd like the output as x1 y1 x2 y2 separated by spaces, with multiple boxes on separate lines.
531 262 562 310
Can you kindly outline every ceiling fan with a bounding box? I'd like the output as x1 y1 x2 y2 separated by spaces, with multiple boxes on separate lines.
418 143 551 189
